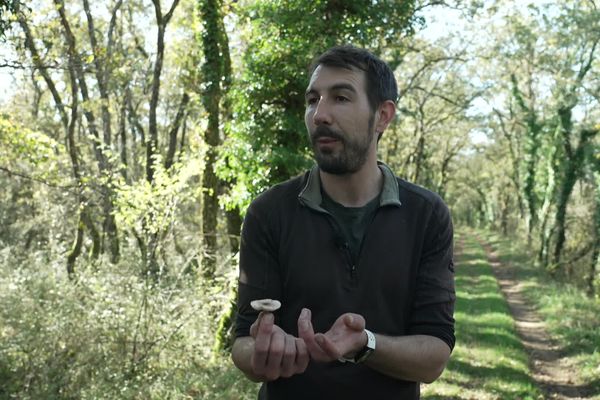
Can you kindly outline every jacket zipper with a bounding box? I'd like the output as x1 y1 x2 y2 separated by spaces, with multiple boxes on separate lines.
322 215 357 285
340 241 357 282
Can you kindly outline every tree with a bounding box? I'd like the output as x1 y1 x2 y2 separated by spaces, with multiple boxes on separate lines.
438 0 600 291
14 0 110 273
10 0 194 276
588 149 600 295
197 0 232 279
219 0 419 212
0 0 17 38
381 37 478 195
503 1 600 271
0 115 68 254
546 1 599 270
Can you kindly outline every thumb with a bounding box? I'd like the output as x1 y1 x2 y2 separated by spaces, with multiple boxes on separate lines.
344 313 365 331
249 313 261 337
250 311 272 337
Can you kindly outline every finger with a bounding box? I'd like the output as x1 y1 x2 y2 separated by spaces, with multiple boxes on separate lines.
257 312 274 336
250 311 265 338
280 334 297 378
250 311 275 338
297 308 314 339
315 333 342 360
264 330 285 381
251 313 274 374
297 308 330 362
295 337 310 373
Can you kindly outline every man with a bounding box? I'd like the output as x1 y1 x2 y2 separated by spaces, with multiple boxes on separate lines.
232 45 455 399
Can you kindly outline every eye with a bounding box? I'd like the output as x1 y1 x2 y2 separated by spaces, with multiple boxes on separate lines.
306 96 318 106
335 95 349 103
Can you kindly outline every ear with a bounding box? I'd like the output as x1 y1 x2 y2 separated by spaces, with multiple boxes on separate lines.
374 100 396 134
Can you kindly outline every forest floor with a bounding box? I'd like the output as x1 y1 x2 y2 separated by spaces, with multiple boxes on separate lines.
479 237 595 399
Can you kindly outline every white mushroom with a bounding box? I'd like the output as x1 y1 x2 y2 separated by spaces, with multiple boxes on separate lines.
250 299 281 312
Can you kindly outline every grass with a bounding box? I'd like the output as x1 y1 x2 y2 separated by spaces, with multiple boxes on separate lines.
422 229 542 399
195 360 259 400
481 229 600 399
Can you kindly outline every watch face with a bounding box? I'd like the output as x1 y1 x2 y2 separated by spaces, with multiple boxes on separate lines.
365 329 376 350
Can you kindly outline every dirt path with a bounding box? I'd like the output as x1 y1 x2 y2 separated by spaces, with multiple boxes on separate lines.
478 238 593 399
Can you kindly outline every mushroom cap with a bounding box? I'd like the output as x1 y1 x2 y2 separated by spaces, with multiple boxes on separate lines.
250 299 281 312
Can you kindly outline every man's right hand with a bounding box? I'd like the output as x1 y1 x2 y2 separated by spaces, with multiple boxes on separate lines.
248 312 310 381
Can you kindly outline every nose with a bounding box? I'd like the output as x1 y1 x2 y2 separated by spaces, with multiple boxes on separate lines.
312 98 332 126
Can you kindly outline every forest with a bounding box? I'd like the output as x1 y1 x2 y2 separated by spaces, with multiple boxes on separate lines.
0 0 599 399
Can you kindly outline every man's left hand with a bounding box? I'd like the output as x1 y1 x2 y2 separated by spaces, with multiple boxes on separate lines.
297 308 368 362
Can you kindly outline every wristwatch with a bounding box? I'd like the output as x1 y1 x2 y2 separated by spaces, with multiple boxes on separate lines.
339 329 376 364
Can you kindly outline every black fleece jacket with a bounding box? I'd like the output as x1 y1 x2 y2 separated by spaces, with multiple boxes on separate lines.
235 164 455 400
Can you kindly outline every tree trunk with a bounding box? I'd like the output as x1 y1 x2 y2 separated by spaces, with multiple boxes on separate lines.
82 0 121 262
587 245 600 297
146 21 165 183
147 0 181 182
66 214 84 279
199 0 229 280
511 74 542 245
24 1 103 275
226 208 242 254
588 171 600 296
119 91 129 182
82 208 101 260
64 45 84 277
212 285 237 354
500 191 509 236
551 121 596 271
197 0 239 352
202 146 219 279
165 93 190 170
142 0 182 277
494 109 526 220
55 0 121 263
536 129 559 267
411 102 427 185
551 165 576 271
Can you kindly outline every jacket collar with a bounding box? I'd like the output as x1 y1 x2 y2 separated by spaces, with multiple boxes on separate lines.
298 162 402 211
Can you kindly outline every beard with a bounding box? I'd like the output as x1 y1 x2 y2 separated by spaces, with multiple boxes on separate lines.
309 116 375 175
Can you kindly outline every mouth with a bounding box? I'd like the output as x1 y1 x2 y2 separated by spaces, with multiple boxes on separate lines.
316 136 340 145
312 127 344 147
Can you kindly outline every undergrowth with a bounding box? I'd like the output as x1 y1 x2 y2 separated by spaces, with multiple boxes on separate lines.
0 249 257 399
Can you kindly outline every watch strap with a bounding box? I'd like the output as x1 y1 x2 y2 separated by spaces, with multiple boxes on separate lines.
338 329 376 364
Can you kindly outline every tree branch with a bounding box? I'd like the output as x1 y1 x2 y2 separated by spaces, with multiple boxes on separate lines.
105 0 124 84
54 0 106 169
83 0 113 146
0 165 77 192
165 92 190 170
15 4 69 131
164 0 181 24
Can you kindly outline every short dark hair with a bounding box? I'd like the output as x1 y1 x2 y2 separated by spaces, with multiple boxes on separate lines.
309 45 398 112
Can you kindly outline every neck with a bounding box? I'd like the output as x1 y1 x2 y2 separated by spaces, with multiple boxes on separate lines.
320 160 382 207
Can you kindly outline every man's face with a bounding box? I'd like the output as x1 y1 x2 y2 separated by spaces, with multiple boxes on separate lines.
304 65 376 175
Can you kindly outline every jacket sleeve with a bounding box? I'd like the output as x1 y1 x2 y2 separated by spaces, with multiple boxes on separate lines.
408 196 456 350
234 200 283 338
